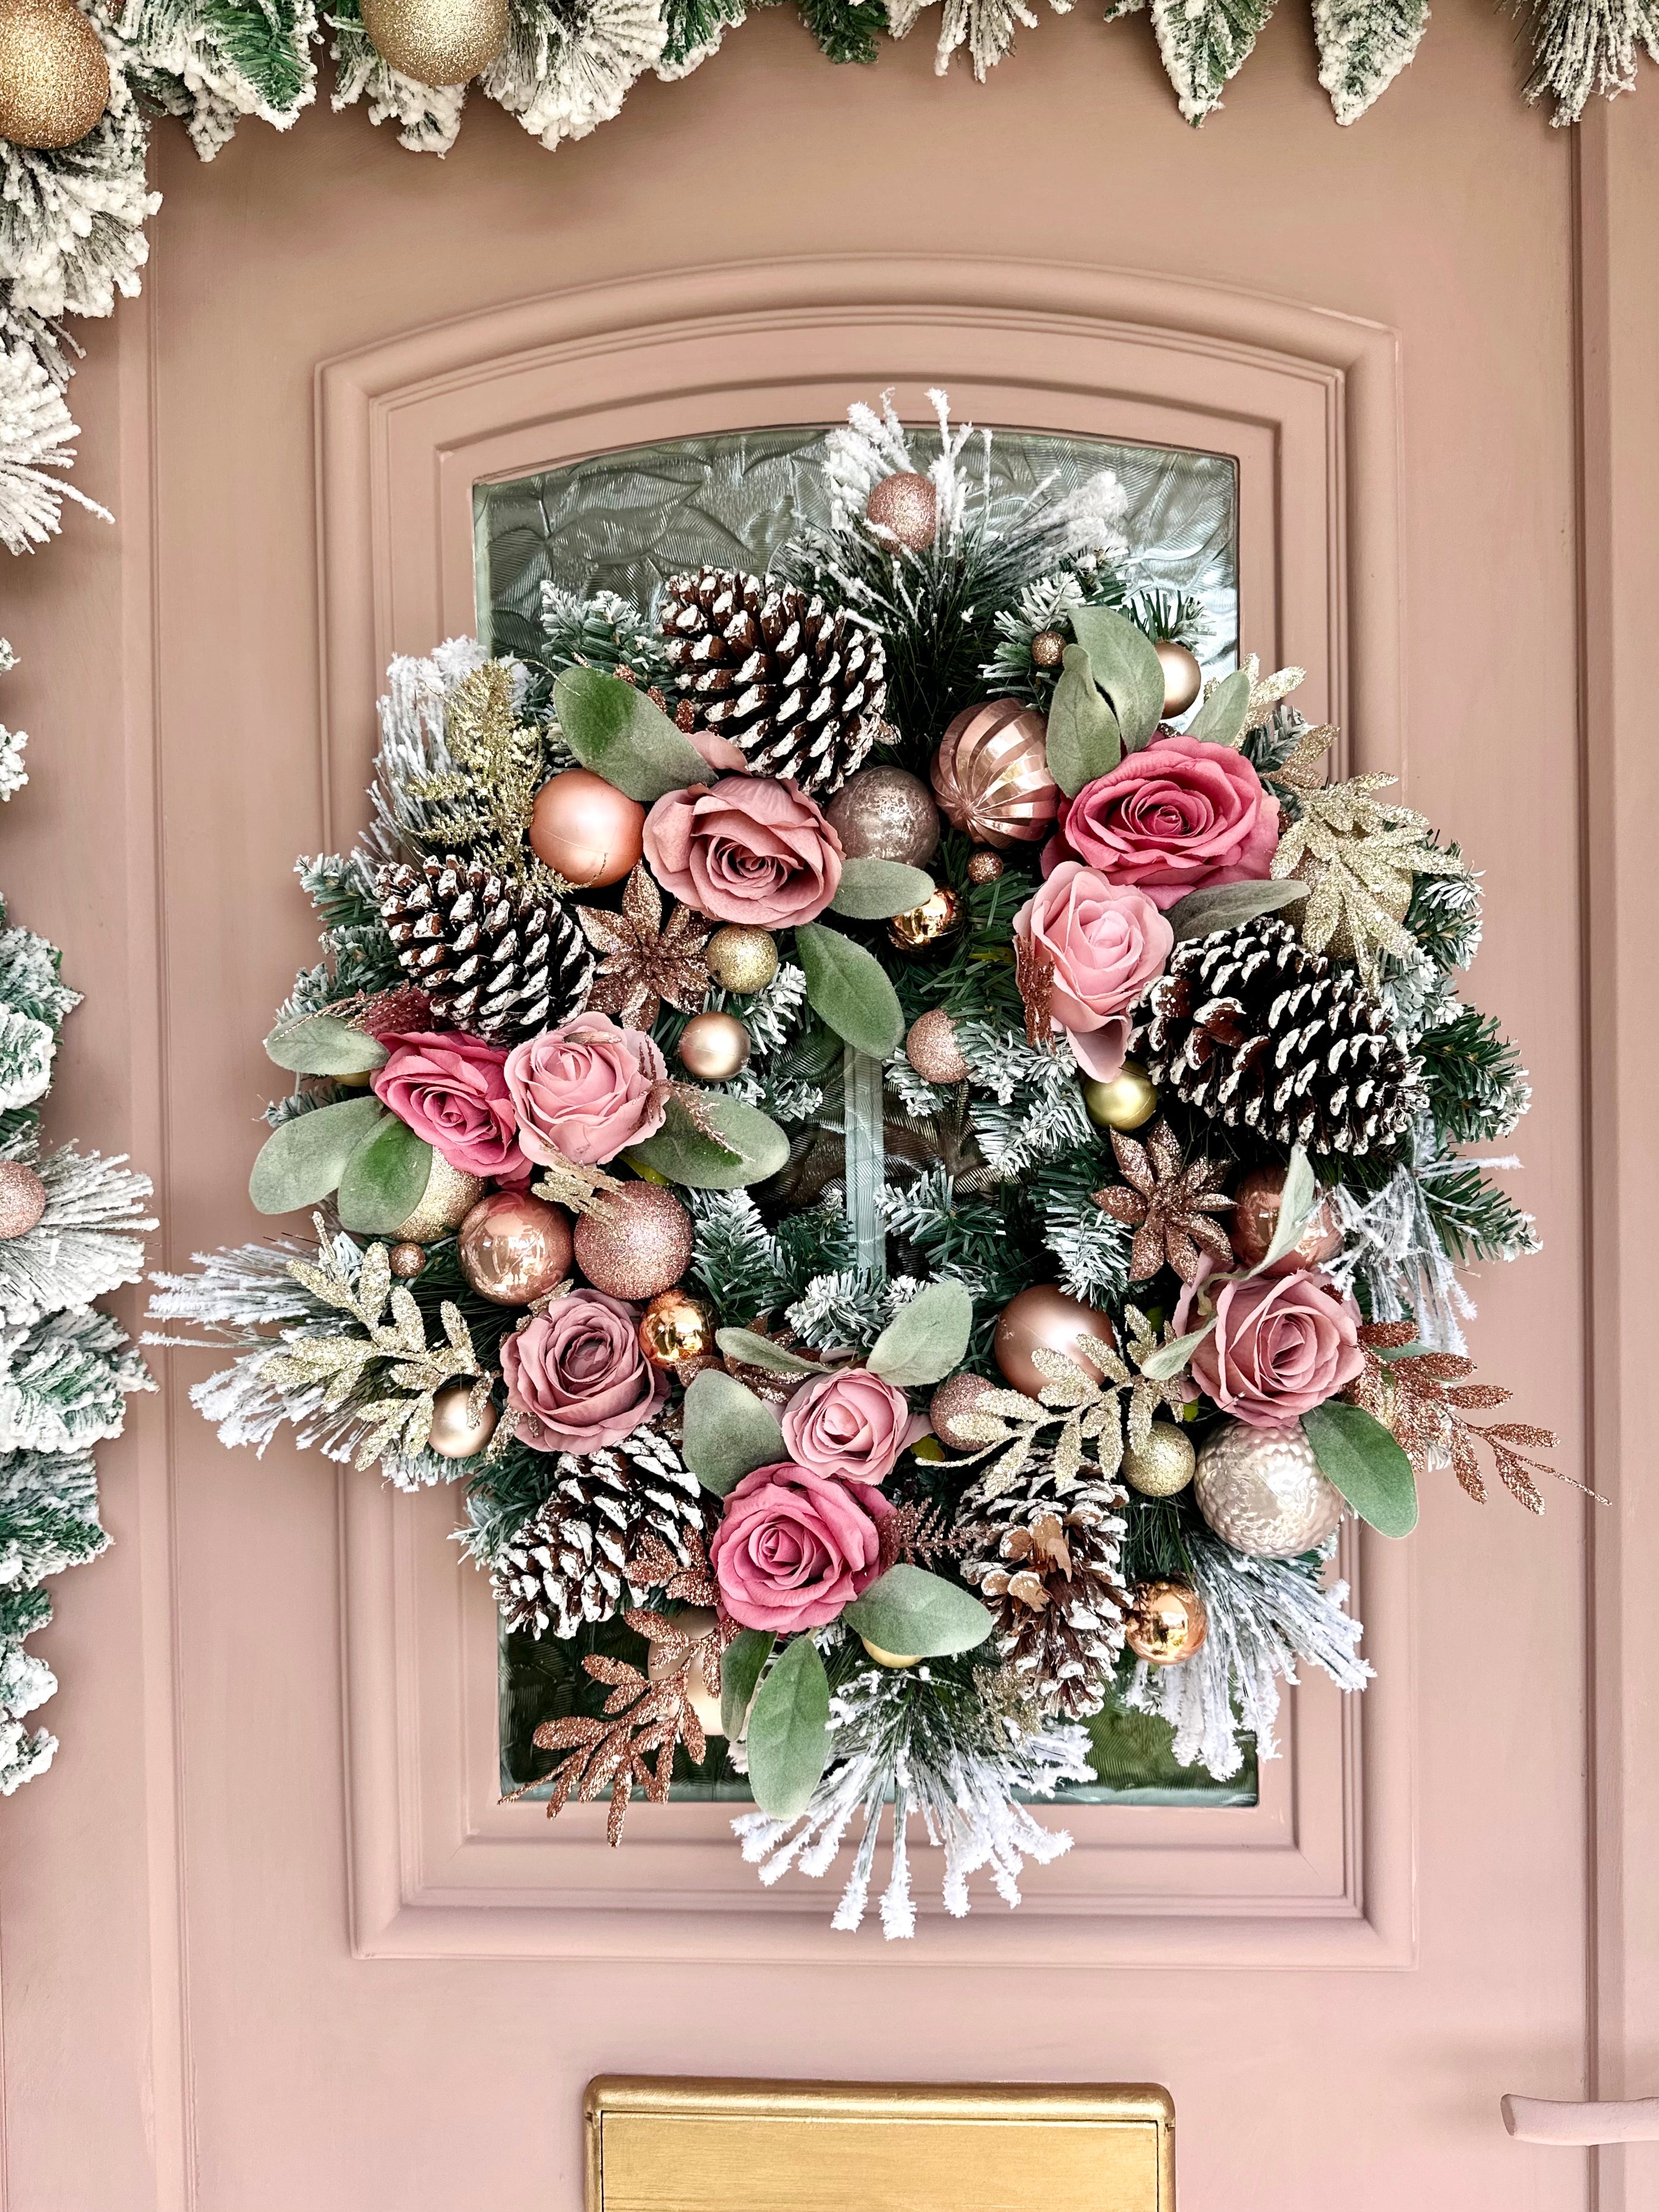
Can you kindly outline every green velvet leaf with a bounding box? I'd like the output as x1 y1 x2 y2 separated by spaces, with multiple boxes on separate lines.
1260 1145 1317 1270
795 922 904 1058
682 1368 786 1496
1069 607 1166 751
713 1328 828 1375
745 1634 830 1818
843 1564 993 1659
550 666 711 803
720 1629 774 1741
629 1095 790 1190
263 1012 388 1077
1184 666 1251 746
336 1115 434 1237
1166 878 1307 943
866 1279 972 1387
1301 1400 1418 1537
1044 645 1122 796
1138 1321 1215 1382
248 1095 387 1215
830 858 936 921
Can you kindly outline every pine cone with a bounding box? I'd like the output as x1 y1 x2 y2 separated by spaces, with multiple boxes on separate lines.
376 854 594 1045
659 566 887 798
960 1461 1128 1722
1133 915 1420 1157
490 1426 707 1640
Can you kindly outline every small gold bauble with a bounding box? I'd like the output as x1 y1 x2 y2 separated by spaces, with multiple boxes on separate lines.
904 1007 969 1086
928 1370 998 1453
457 1190 574 1305
1122 1422 1197 1499
992 1285 1117 1397
528 768 645 890
860 1637 922 1669
646 1606 724 1737
393 1153 485 1243
1082 1058 1158 1132
889 885 964 953
359 0 506 82
966 849 1004 886
573 1181 693 1301
1030 628 1067 672
1194 1419 1345 1558
427 1379 499 1461
864 470 938 551
0 0 109 150
0 1159 46 1240
705 925 778 995
639 1287 717 1368
824 766 941 867
387 1241 428 1280
1228 1163 1344 1274
1124 1580 1209 1667
1155 638 1204 719
677 1009 751 1082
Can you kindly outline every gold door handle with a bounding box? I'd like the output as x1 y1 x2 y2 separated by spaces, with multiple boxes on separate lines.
1503 2096 1659 2144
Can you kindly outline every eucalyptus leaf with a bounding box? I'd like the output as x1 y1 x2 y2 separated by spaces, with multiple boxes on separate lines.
714 1328 828 1375
248 1095 387 1215
795 922 904 1058
1138 1321 1216 1382
263 1012 388 1077
1301 1400 1418 1537
1166 878 1307 943
683 1369 785 1496
1184 666 1251 746
1044 645 1122 796
1260 1146 1317 1270
629 1095 789 1190
336 1116 435 1237
745 1634 830 1819
831 858 936 921
721 1630 774 1741
551 666 711 803
843 1564 993 1659
866 1279 972 1387
1069 607 1166 751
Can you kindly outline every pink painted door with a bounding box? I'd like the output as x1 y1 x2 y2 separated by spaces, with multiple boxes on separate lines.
6 12 1658 2211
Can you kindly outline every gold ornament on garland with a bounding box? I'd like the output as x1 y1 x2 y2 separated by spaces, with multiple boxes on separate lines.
456 1190 574 1305
639 1286 716 1369
0 0 108 150
966 849 1004 886
1121 1420 1196 1498
427 1378 499 1461
825 765 941 866
359 0 507 82
1154 638 1203 717
888 884 963 952
0 1159 46 1239
1081 1059 1157 1132
387 1241 427 1280
1124 1580 1208 1666
705 925 778 995
864 470 938 550
1029 628 1066 672
573 1180 693 1300
676 1009 751 1082
860 1637 922 1669
393 1153 484 1243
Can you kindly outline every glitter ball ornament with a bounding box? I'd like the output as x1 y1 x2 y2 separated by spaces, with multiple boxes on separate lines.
639 1287 716 1368
1030 628 1067 672
0 0 108 149
1122 1421 1196 1498
428 1379 499 1460
929 1371 999 1453
573 1181 693 1300
864 470 938 550
1082 1060 1157 1132
1155 639 1204 718
1124 1580 1208 1666
904 1007 969 1086
387 1241 427 1280
457 1191 574 1305
931 699 1060 849
646 1607 724 1736
359 0 506 81
677 1010 751 1082
393 1154 484 1243
528 768 645 890
966 849 1004 886
0 1159 46 1240
889 885 963 953
993 1285 1116 1397
1195 1420 1345 1558
825 766 941 867
1228 1163 1344 1274
705 925 778 995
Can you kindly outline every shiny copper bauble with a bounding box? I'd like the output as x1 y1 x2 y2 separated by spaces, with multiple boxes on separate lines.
1122 1421 1196 1498
457 1190 574 1305
677 1010 751 1082
646 1606 724 1736
1194 1420 1345 1558
0 1159 46 1240
1155 639 1204 719
573 1181 693 1300
639 1287 717 1368
359 0 506 82
966 849 1004 886
825 765 941 867
904 1007 969 1086
1124 1580 1209 1666
888 885 964 953
1081 1059 1158 1132
387 1241 428 1280
427 1379 499 1460
1030 628 1067 672
705 925 778 995
993 1285 1118 1397
929 1371 1000 1454
0 0 108 149
393 1154 484 1243
864 470 938 550
529 768 645 890
1228 1164 1344 1274
931 699 1060 850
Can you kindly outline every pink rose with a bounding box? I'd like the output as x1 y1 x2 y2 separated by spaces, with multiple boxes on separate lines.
501 1289 668 1454
504 1012 667 1167
370 1031 524 1179
1191 1267 1364 1429
1013 862 1174 1081
710 1461 891 1633
643 774 843 928
780 1367 926 1488
1050 734 1280 910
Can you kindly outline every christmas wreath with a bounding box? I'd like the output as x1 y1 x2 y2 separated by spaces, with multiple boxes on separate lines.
152 392 1559 1935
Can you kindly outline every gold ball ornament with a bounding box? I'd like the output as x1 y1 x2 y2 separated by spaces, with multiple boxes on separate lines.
1122 1421 1196 1499
993 1285 1117 1397
1228 1164 1344 1274
705 925 778 995
393 1153 485 1243
0 1159 46 1240
457 1190 574 1304
904 1007 969 1086
639 1287 717 1369
1081 1058 1158 1132
1155 639 1204 719
860 1637 922 1669
1030 628 1067 672
528 768 645 890
864 470 938 551
1194 1419 1345 1558
677 1009 752 1082
824 765 941 867
387 1241 428 1280
888 884 964 953
646 1607 724 1737
573 1181 693 1301
0 0 108 150
929 1370 999 1454
359 0 506 82
427 1379 499 1461
931 699 1061 849
966 849 1004 886
1124 1580 1209 1667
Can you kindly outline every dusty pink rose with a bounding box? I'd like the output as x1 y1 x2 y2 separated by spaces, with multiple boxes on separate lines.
710 1461 891 1633
1191 1267 1363 1429
1013 861 1174 1081
1049 734 1280 910
501 1289 667 1454
504 1012 667 1167
371 1031 523 1179
781 1368 926 1488
643 774 843 928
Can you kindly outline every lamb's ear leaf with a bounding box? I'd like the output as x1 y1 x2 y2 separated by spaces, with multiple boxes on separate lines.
551 666 709 802
843 1564 994 1659
745 1634 830 1819
682 1369 786 1496
248 1096 388 1215
795 923 904 1058
628 1096 789 1190
1166 880 1307 942
1044 645 1122 795
264 1012 388 1076
721 1630 774 1741
1301 1401 1418 1538
714 1328 828 1376
1184 666 1252 746
866 1280 972 1387
336 1117 434 1237
1068 607 1166 751
831 859 936 921
1259 1145 1317 1271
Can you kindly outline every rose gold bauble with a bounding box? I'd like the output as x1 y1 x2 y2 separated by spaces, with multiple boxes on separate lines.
888 885 964 952
865 470 938 551
529 768 645 890
0 0 109 150
966 849 1004 886
393 1154 484 1243
993 1285 1118 1397
646 1607 724 1737
359 0 505 83
677 1010 751 1082
387 1241 427 1280
1030 628 1067 672
457 1190 574 1304
0 1159 46 1240
705 925 778 995
1082 1060 1158 1132
427 1379 499 1460
1124 1580 1209 1666
639 1287 717 1367
1155 639 1204 718
929 1371 999 1454
1228 1164 1344 1274
904 1007 969 1086
573 1181 693 1300
825 766 941 866
931 699 1061 850
1194 1420 1345 1557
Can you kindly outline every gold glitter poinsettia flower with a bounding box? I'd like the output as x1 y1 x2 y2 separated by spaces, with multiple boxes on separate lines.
578 864 712 1029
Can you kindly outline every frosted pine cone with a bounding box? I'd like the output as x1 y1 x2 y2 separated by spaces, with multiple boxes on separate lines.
959 1461 1128 1722
376 854 593 1045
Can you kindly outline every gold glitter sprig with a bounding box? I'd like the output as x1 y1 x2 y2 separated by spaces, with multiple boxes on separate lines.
1271 768 1469 984
406 662 563 888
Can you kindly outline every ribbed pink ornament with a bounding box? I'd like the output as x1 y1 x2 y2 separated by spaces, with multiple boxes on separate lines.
930 700 1061 849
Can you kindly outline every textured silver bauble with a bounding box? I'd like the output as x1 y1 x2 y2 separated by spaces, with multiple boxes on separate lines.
825 766 941 867
1194 1420 1345 1557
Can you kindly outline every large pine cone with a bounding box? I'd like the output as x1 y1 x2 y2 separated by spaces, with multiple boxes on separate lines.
960 1463 1127 1722
1133 916 1420 1157
490 1427 706 1640
659 566 886 799
376 854 593 1045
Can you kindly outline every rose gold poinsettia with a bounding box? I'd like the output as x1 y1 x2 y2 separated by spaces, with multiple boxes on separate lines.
1348 1319 1562 1513
577 864 711 1029
1093 1120 1235 1283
